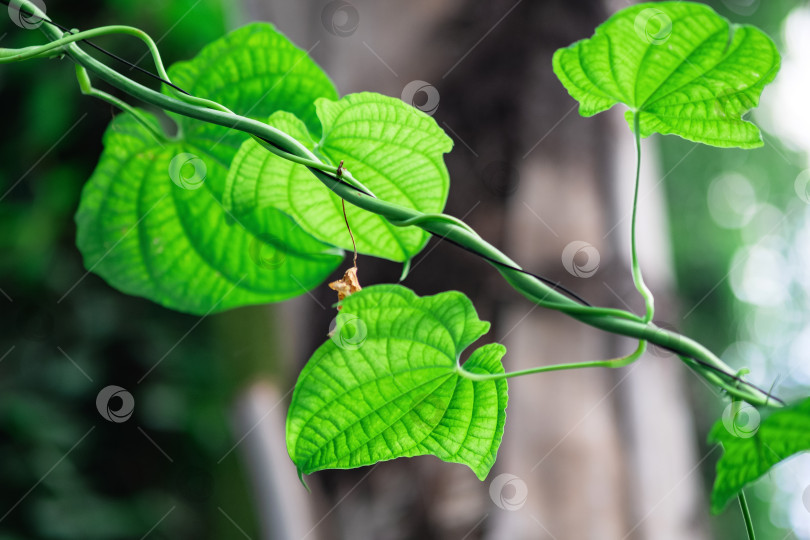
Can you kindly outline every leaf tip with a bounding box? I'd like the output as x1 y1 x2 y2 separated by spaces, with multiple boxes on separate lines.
297 467 311 492
399 258 412 282
473 466 492 482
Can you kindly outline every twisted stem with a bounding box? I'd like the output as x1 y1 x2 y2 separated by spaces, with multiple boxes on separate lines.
11 0 780 407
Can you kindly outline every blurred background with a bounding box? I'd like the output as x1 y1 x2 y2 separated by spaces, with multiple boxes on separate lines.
1 0 809 538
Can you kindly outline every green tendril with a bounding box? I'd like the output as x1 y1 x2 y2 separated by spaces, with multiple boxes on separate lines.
457 340 646 381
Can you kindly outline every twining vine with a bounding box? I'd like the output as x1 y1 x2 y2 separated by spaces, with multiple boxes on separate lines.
3 1 809 537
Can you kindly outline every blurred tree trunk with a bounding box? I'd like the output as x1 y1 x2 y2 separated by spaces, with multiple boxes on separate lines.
234 1 712 538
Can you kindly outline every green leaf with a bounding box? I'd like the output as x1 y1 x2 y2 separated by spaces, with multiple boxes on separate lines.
75 112 343 314
225 93 453 262
708 397 810 513
167 22 338 174
285 285 508 480
76 24 345 313
552 1 780 148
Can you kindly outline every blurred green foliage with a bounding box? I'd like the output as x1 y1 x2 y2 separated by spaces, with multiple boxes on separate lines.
0 1 268 538
663 124 806 540
662 2 807 537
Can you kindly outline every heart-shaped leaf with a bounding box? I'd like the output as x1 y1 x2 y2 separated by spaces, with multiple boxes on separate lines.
225 93 453 262
709 397 810 513
552 1 780 148
75 112 342 314
286 285 508 480
75 24 345 313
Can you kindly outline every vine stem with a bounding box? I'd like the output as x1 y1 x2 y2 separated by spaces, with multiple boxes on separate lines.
0 17 380 198
74 64 166 141
738 491 756 540
17 0 779 407
631 112 655 323
458 341 645 381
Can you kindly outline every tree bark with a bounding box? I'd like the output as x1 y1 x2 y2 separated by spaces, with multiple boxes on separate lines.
235 0 712 538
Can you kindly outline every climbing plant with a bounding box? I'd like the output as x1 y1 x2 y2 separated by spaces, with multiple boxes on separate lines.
1 0 806 536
